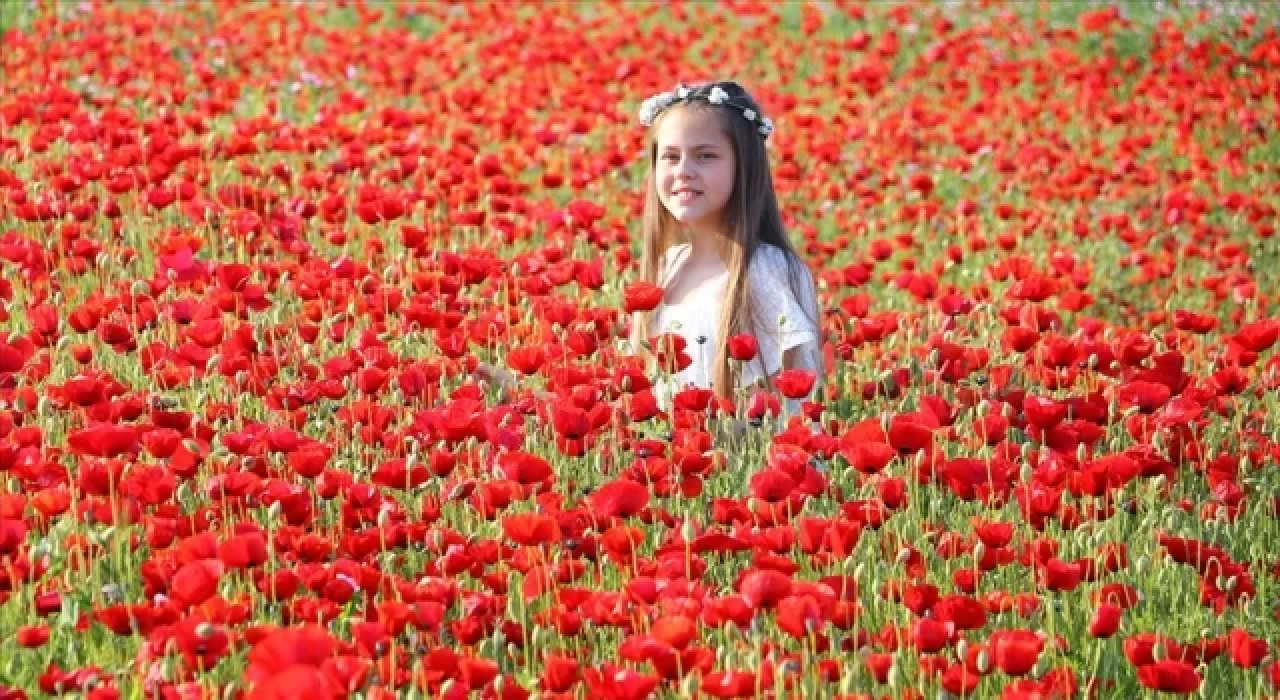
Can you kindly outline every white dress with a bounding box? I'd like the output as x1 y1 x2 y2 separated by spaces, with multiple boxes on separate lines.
648 243 823 425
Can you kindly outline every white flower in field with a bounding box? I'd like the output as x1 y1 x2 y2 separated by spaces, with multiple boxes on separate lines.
707 86 729 104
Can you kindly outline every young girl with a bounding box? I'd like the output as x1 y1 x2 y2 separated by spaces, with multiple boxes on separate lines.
480 80 825 432
628 80 825 430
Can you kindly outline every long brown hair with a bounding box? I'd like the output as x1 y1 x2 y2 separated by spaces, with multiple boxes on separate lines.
629 80 823 401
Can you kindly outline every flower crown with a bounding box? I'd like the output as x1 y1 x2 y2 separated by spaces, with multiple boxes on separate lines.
638 84 774 139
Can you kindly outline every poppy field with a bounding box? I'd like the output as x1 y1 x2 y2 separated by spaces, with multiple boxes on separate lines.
3 0 1280 698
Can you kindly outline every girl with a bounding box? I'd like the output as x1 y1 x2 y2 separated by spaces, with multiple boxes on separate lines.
480 80 825 433
629 80 825 431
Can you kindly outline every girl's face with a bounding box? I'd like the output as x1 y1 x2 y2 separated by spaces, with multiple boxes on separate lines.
654 107 736 236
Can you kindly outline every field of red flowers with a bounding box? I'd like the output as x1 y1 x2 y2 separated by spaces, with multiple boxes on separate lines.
2 0 1279 698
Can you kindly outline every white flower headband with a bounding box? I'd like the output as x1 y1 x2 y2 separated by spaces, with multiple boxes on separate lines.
638 84 775 139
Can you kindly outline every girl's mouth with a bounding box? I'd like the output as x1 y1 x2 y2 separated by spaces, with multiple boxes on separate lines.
672 190 702 202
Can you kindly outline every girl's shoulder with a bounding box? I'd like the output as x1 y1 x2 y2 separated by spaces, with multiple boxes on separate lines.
749 243 812 287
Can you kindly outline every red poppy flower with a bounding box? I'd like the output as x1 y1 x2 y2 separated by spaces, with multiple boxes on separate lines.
1089 603 1122 638
932 594 987 631
774 368 817 399
1022 395 1067 429
974 521 1015 549
623 282 664 313
16 624 50 648
1234 318 1279 352
887 414 934 452
774 594 825 639
1136 660 1201 694
582 663 660 700
840 441 896 474
911 618 954 653
727 334 759 362
1040 558 1082 592
502 513 561 547
1226 628 1268 669
988 628 1045 676
738 569 792 610
749 469 797 503
67 423 140 458
170 559 226 608
541 654 581 693
551 402 591 440
587 479 649 520
649 615 697 650
701 669 757 699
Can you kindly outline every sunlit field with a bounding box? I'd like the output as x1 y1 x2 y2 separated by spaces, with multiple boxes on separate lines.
1 0 1279 697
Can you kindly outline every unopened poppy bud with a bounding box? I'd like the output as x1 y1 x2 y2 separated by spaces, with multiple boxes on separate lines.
880 371 898 395
681 518 696 542
976 648 991 674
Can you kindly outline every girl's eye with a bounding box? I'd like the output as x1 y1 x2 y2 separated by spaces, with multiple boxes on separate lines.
699 153 717 160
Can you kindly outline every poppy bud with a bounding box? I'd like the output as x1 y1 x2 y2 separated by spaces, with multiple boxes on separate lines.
727 333 759 361
976 648 991 674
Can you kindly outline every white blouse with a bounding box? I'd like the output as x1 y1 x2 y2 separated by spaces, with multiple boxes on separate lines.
648 243 823 424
